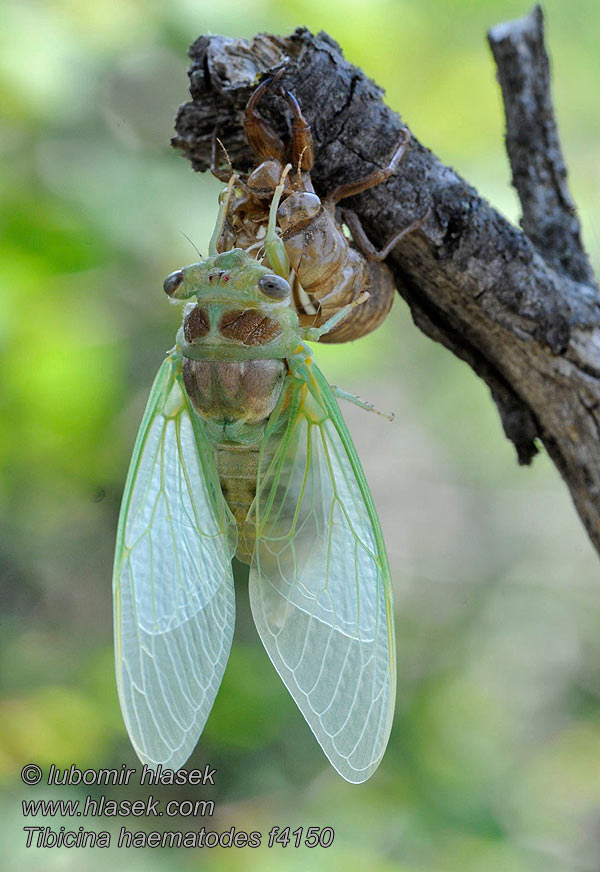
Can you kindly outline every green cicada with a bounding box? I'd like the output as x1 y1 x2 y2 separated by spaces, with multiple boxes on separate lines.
112 170 395 783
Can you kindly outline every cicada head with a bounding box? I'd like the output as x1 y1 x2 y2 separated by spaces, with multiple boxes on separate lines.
164 249 301 361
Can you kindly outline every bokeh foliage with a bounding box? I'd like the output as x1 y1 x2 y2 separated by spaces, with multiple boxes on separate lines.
1 0 600 869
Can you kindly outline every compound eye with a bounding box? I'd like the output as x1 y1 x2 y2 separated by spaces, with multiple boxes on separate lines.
258 274 290 300
163 270 183 296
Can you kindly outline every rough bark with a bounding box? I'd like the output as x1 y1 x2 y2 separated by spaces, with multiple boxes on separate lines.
171 9 600 554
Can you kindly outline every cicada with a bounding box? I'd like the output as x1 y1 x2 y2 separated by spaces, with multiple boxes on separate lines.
112 170 395 783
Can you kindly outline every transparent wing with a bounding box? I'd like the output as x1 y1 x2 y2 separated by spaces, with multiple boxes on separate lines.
113 353 236 770
249 359 395 783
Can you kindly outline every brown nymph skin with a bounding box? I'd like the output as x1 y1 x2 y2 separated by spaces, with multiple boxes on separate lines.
212 78 423 343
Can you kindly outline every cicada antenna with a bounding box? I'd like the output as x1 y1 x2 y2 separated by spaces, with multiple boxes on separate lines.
210 135 233 182
180 232 203 259
216 138 233 176
210 129 233 182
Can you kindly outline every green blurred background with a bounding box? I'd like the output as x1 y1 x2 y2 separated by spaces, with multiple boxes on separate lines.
1 0 600 869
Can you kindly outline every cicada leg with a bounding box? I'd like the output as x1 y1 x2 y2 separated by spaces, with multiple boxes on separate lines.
282 89 314 173
314 207 430 345
342 207 431 262
244 72 287 162
264 163 292 278
301 290 370 342
331 385 395 421
208 174 240 256
245 73 314 177
325 128 411 206
210 130 233 182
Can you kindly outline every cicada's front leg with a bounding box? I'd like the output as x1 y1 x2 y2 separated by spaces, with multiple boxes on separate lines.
282 87 314 174
244 71 314 173
244 73 287 163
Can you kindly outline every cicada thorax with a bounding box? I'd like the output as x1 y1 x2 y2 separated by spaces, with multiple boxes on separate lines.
181 301 285 348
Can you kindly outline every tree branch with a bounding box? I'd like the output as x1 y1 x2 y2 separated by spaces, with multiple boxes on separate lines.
171 16 600 555
488 5 596 286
